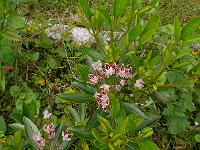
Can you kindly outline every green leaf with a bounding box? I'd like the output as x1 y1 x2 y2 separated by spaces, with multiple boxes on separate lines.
122 102 145 117
58 141 70 150
23 117 41 150
163 42 173 65
23 101 36 121
0 39 15 65
175 49 190 60
77 64 89 82
166 71 176 83
98 8 111 26
139 30 155 46
149 0 160 6
139 140 160 150
174 16 182 41
98 115 112 131
154 91 171 103
79 103 87 120
31 52 40 62
68 125 94 139
181 17 200 38
58 93 94 103
50 123 63 150
72 82 96 95
46 57 58 69
136 116 157 132
172 62 191 69
143 16 160 33
109 93 120 118
79 0 92 21
68 107 81 122
167 116 189 134
85 109 107 131
39 34 53 49
129 23 143 42
10 16 25 29
0 116 6 134
140 127 154 138
182 34 200 44
195 134 200 142
113 118 128 138
0 79 5 93
132 0 142 10
113 0 127 18
9 123 24 130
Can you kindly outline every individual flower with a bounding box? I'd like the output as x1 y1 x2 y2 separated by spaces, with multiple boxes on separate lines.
116 65 127 78
114 85 121 91
124 67 134 78
130 94 134 97
103 62 117 77
43 123 55 139
62 130 73 141
100 84 110 92
92 60 103 71
43 110 52 119
94 91 109 111
120 79 126 86
33 133 45 147
135 79 144 89
116 65 134 78
88 74 99 84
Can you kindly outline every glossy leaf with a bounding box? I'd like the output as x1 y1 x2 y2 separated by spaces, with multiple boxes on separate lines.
68 125 94 139
129 23 143 42
68 107 81 122
154 91 171 103
58 93 94 103
79 103 87 120
113 0 127 18
172 62 191 69
23 117 41 150
122 102 145 117
50 123 63 150
77 64 89 82
78 0 92 21
109 93 120 118
174 16 182 41
181 17 200 38
72 82 96 95
98 115 112 131
113 118 128 138
132 0 142 10
143 16 160 33
139 30 155 46
163 42 173 65
139 140 160 150
136 115 158 132
9 123 24 130
98 8 111 26
58 141 70 150
182 34 200 44
0 116 6 134
85 109 107 131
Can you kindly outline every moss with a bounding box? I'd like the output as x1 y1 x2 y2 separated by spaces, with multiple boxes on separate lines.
158 0 200 25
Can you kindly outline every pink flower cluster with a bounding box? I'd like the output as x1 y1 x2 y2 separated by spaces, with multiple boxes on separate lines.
43 123 55 139
88 61 134 85
33 133 45 148
62 130 73 141
88 61 145 111
88 61 135 111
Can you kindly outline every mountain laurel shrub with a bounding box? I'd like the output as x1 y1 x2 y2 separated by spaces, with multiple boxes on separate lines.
1 0 200 149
